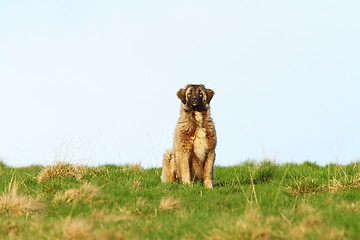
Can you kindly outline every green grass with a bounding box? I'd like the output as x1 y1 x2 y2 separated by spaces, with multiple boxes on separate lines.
0 160 359 240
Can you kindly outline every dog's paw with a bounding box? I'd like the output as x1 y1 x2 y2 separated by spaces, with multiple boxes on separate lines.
204 180 213 189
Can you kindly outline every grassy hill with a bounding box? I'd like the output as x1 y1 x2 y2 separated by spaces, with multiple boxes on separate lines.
0 160 359 240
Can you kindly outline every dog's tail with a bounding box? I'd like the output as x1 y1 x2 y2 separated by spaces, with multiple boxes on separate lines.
161 149 175 183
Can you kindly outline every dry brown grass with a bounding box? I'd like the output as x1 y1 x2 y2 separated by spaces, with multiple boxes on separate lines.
285 177 325 196
61 216 129 240
2 220 20 237
63 218 92 240
122 164 142 171
290 217 347 240
135 197 147 210
328 174 360 192
289 204 348 240
92 210 135 222
37 162 89 183
335 201 360 213
207 206 348 240
287 173 360 196
208 208 273 240
159 197 182 211
0 185 45 215
54 183 101 203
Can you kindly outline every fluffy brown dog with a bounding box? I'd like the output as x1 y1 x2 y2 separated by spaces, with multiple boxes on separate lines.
161 84 217 188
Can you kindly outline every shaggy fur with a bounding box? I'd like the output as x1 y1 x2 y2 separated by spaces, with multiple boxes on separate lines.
161 84 217 188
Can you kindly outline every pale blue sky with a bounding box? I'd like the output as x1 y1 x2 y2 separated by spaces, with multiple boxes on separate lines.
1 1 359 167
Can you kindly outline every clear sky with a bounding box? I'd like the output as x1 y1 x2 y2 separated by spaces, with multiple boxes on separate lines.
1 1 359 167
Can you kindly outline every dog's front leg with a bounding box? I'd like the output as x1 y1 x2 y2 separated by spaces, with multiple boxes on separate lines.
176 151 191 184
203 150 215 189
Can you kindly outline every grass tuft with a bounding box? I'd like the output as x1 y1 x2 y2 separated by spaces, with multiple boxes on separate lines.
253 162 277 184
122 164 142 171
286 177 324 195
208 206 348 240
287 172 360 196
159 197 182 211
0 184 45 215
63 218 92 240
290 216 347 240
208 208 272 240
54 182 101 203
37 162 88 183
92 210 135 222
328 173 360 192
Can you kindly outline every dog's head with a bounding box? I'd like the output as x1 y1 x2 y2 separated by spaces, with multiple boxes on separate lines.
177 84 214 111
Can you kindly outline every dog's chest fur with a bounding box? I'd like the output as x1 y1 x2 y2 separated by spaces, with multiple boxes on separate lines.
176 106 216 162
192 112 208 161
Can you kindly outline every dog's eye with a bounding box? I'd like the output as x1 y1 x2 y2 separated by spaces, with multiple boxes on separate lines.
187 93 191 97
199 93 203 98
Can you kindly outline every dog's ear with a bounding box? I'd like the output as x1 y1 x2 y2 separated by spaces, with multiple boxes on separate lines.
205 89 215 104
177 88 186 104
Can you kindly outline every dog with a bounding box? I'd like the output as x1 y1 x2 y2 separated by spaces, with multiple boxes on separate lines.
161 84 216 189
